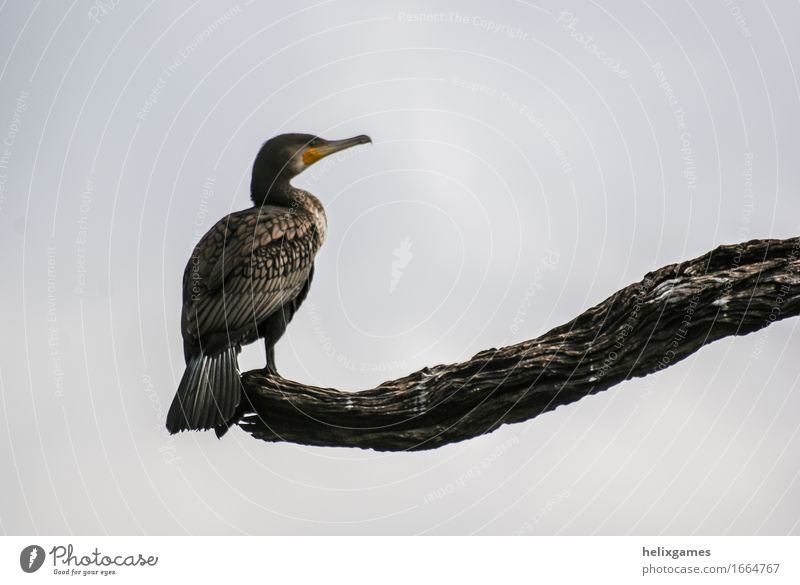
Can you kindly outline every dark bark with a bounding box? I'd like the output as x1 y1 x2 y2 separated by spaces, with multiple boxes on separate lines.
237 237 800 451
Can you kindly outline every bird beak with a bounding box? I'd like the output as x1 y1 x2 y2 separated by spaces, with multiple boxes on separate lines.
302 135 372 166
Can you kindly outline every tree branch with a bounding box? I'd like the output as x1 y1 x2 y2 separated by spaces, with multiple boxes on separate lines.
238 237 800 451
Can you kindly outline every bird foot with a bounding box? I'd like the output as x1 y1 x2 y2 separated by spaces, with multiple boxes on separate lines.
261 364 280 377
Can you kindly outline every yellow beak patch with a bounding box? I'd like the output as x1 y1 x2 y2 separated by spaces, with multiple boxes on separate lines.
302 147 324 166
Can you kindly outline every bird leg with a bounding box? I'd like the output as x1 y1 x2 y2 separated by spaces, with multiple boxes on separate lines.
263 342 279 376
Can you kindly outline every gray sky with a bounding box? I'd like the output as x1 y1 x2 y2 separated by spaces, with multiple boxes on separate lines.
1 0 799 535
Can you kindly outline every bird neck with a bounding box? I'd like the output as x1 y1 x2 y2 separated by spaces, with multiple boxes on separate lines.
250 178 295 208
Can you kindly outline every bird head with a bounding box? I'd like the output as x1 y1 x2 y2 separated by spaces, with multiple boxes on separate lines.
250 132 371 205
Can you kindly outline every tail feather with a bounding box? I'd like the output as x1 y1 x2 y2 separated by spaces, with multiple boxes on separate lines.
218 347 235 416
212 352 246 438
186 355 209 428
166 345 241 434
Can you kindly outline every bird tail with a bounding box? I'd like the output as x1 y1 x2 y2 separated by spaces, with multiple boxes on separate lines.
166 345 241 434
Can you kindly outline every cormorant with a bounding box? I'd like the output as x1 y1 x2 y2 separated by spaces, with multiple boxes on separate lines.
166 132 372 436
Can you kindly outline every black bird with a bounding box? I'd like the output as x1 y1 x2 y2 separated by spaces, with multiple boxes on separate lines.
166 132 371 436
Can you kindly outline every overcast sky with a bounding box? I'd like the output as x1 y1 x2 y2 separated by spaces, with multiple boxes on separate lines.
1 0 799 535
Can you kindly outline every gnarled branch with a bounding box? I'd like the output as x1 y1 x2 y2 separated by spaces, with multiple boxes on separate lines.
238 237 800 451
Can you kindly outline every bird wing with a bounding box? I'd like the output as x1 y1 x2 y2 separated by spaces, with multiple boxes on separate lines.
182 206 322 345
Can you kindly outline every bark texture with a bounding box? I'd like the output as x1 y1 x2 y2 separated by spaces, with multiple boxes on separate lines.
238 237 800 451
